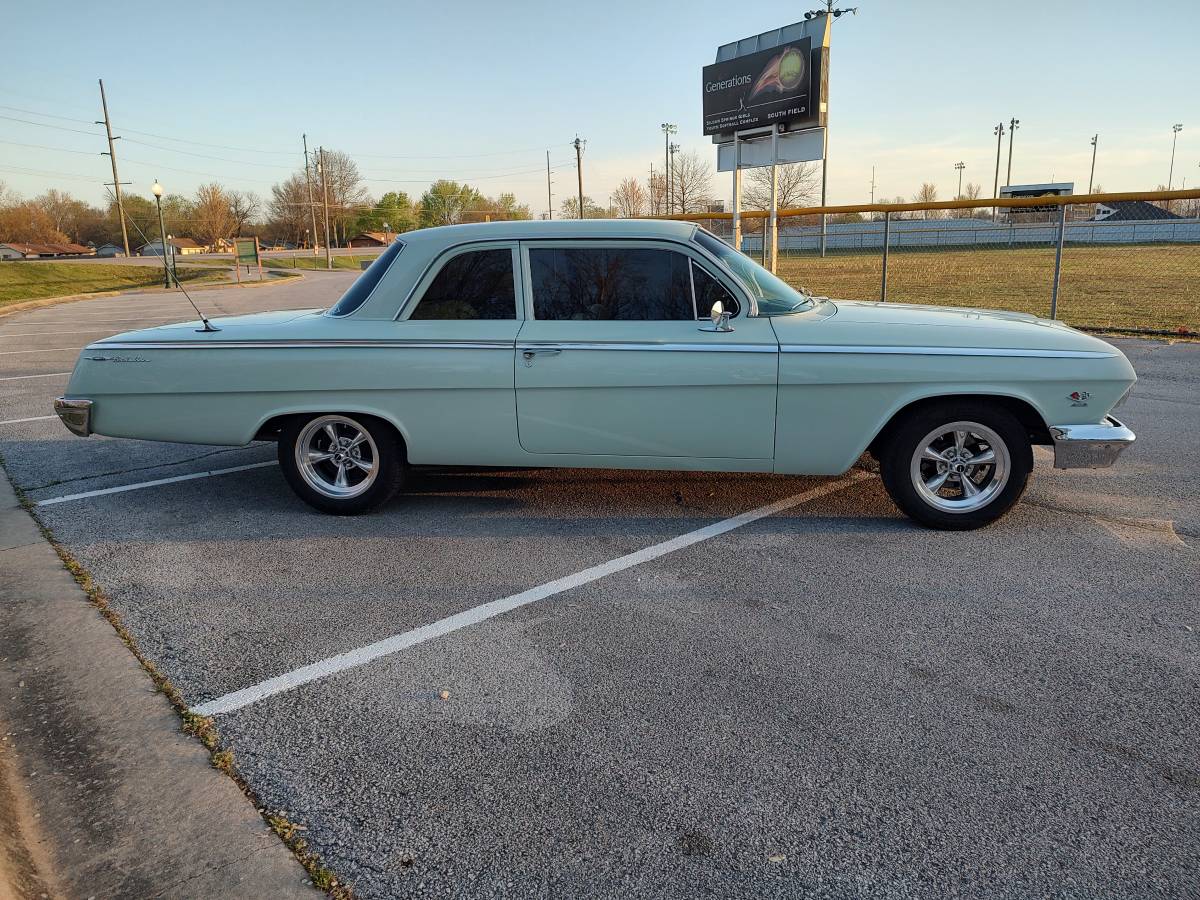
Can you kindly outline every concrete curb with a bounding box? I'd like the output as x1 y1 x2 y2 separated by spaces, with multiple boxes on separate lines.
0 468 317 898
0 270 302 320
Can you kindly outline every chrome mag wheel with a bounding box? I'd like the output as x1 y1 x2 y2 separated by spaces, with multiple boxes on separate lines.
295 415 379 499
909 420 1010 513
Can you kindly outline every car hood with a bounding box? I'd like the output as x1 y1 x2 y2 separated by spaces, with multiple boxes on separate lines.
93 309 324 344
775 299 1121 355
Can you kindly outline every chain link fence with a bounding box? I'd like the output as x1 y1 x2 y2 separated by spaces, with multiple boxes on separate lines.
673 191 1200 335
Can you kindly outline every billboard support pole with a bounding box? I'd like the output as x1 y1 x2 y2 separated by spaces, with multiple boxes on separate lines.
731 133 742 252
769 125 780 273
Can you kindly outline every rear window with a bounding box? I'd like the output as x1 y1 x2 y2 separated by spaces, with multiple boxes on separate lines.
326 240 405 317
407 248 516 319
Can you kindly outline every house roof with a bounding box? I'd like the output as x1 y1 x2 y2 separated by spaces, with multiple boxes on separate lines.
1094 200 1182 222
1 241 94 255
139 237 204 249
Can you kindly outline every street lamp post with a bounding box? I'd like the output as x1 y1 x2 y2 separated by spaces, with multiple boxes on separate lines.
151 180 172 289
383 222 391 246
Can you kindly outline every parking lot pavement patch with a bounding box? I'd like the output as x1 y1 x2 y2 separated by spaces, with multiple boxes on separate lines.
0 466 318 897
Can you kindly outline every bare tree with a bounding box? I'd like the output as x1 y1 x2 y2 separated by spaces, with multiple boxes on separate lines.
951 182 984 218
743 162 819 211
670 150 714 214
610 177 647 218
269 173 315 245
228 190 261 236
913 182 940 219
647 171 667 215
191 183 236 249
315 149 368 245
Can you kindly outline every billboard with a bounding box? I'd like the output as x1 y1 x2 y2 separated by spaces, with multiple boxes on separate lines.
702 37 818 136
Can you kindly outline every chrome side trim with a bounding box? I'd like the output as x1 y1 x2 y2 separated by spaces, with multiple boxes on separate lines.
88 340 516 351
780 344 1115 359
516 341 776 354
1049 415 1135 469
53 397 92 437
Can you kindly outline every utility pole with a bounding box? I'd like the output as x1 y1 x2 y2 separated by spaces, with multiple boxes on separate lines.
573 136 585 219
650 164 656 215
302 134 320 254
1088 134 1099 194
317 147 332 270
660 123 677 213
992 121 1005 222
1168 123 1183 189
96 79 130 257
805 2 858 257
1006 117 1020 189
954 161 965 199
546 150 553 219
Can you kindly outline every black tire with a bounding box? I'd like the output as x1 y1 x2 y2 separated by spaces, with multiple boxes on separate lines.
278 413 406 515
878 400 1033 530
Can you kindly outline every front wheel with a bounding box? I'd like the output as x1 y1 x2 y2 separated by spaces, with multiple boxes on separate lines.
879 401 1033 530
278 413 406 515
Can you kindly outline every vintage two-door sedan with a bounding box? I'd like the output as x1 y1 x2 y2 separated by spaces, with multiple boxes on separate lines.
54 219 1136 529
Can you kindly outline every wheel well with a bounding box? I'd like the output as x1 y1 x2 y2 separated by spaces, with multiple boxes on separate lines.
867 394 1052 458
253 412 407 457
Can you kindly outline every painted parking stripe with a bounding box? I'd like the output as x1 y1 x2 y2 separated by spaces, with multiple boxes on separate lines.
36 460 277 506
0 372 71 381
190 472 872 718
0 415 56 425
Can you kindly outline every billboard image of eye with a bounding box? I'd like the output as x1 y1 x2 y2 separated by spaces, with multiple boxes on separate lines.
702 36 819 137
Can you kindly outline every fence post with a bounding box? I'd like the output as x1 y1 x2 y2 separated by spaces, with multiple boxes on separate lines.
880 211 891 302
1050 203 1067 319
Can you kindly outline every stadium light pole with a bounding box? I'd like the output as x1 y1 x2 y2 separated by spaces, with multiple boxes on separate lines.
1006 117 1020 189
660 123 677 213
992 121 1005 222
1088 134 1098 194
805 2 858 258
1168 123 1183 189
669 142 681 212
954 161 965 199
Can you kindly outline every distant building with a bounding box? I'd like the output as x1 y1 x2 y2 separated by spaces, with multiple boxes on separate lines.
348 231 395 248
94 243 125 258
0 241 95 260
1092 200 1182 222
139 237 206 257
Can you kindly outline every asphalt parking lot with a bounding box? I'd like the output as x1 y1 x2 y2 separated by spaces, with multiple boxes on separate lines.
1 278 1197 899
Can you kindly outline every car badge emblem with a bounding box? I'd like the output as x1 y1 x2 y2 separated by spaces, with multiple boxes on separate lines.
1068 390 1090 406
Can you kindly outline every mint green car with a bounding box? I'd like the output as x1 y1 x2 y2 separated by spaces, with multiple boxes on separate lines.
54 220 1136 529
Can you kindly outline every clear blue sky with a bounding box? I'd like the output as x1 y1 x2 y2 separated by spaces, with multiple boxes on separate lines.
2 0 1197 215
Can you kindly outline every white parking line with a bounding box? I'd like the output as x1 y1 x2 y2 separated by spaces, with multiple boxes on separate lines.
36 460 278 506
0 415 56 425
190 472 872 717
0 372 71 381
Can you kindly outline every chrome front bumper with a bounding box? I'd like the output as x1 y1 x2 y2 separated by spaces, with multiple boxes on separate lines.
1050 416 1135 469
53 398 93 437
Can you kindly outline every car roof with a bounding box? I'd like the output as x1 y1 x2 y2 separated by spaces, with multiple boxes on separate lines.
396 218 698 246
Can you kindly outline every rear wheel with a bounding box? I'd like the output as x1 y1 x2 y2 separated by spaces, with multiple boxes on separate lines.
879 401 1032 530
278 413 405 515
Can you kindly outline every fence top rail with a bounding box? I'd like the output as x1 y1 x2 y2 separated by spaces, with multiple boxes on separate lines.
653 188 1200 222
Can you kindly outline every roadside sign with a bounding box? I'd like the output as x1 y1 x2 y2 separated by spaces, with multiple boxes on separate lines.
233 237 262 283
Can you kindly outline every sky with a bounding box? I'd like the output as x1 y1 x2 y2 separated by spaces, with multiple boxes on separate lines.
1 0 1197 217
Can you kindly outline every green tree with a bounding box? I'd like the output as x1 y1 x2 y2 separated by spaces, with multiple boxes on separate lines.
559 195 607 219
419 180 485 227
356 191 416 234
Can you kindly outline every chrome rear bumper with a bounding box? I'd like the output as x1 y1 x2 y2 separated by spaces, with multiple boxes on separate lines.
1050 416 1135 469
53 398 93 437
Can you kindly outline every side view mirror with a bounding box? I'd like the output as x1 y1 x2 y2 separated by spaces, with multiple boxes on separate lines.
699 299 734 333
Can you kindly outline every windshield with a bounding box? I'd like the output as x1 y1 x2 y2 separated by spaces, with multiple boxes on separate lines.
326 240 405 317
694 229 815 316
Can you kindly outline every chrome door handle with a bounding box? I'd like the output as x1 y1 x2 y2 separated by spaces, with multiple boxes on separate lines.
522 348 562 366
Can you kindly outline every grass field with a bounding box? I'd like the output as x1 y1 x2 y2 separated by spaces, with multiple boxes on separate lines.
0 262 227 308
776 244 1199 333
262 254 378 271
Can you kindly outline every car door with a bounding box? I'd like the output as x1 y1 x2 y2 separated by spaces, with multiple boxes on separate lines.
514 239 778 461
389 241 524 465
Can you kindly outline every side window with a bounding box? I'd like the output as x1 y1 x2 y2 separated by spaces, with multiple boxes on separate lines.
529 247 694 321
408 248 516 320
691 262 740 318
